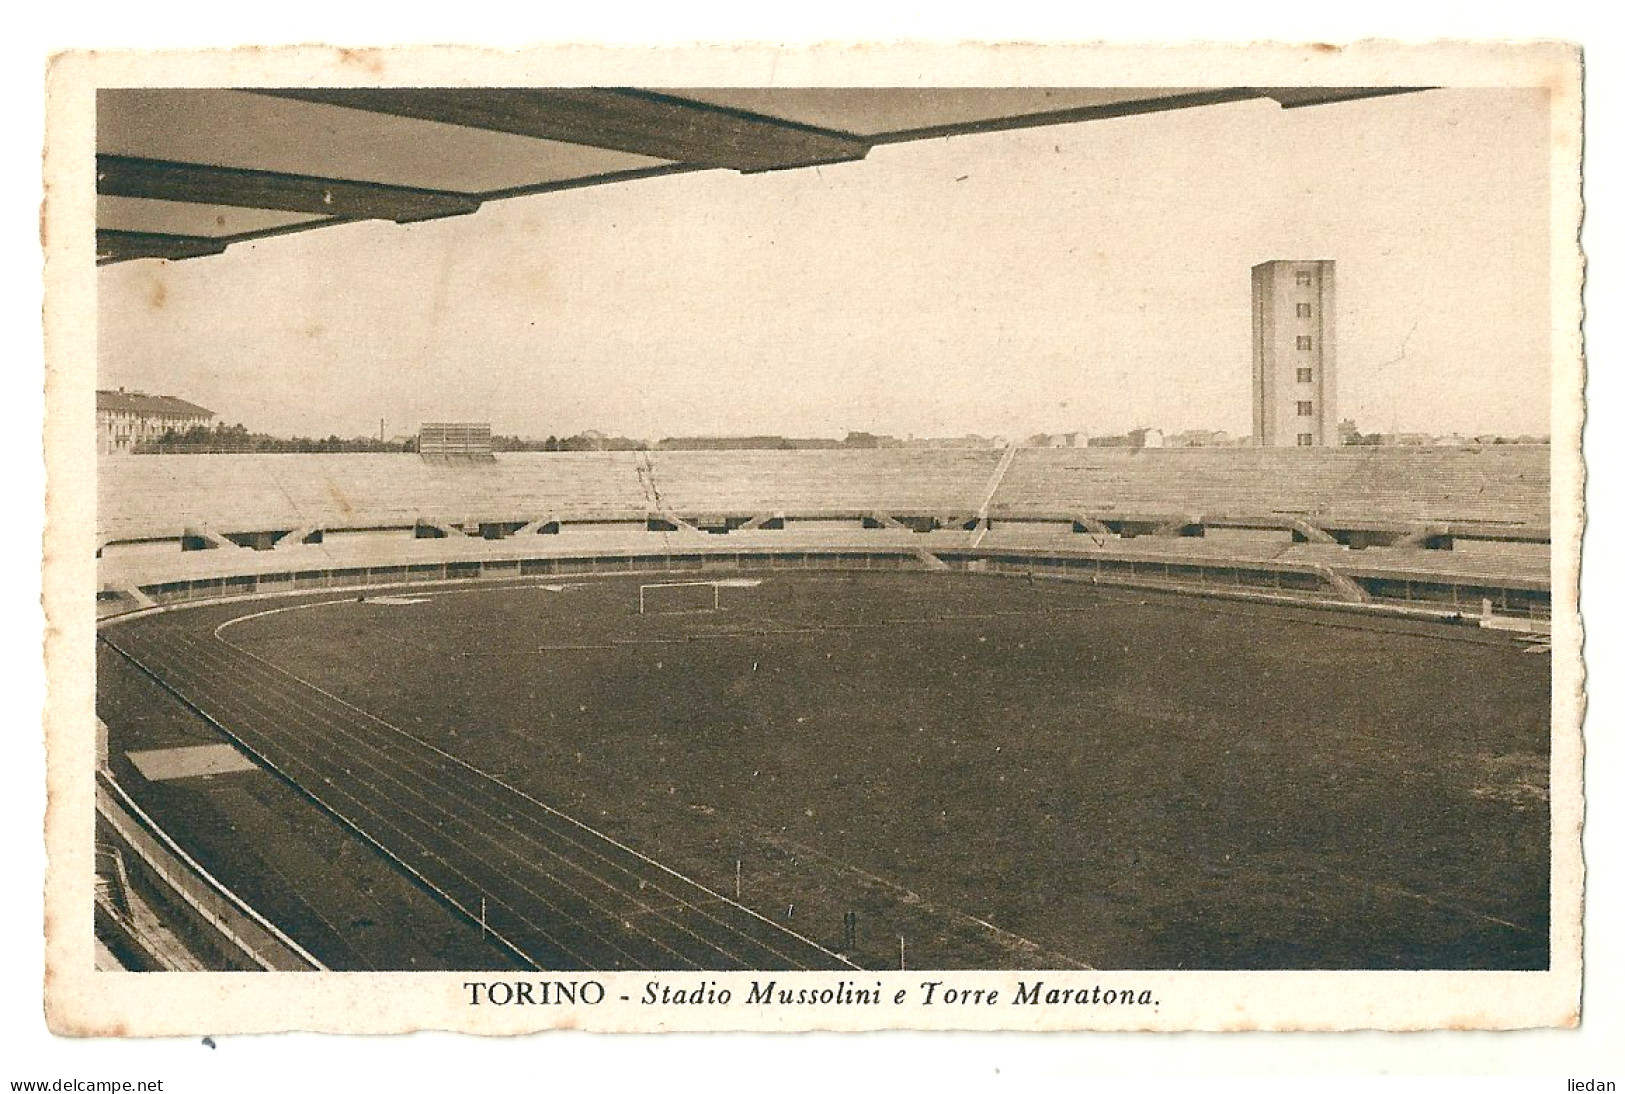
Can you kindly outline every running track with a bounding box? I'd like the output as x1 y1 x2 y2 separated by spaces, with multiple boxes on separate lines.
101 610 857 972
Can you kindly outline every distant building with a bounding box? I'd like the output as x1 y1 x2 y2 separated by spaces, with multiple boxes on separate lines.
556 430 646 451
1252 260 1337 446
656 436 843 451
1027 431 1089 448
1089 428 1163 449
419 422 494 462
660 435 785 451
903 434 1001 449
97 388 214 455
1164 429 1232 448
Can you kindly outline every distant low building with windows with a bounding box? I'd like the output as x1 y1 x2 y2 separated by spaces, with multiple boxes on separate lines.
97 388 214 455
419 422 496 462
1027 431 1089 448
903 434 1003 449
1088 427 1164 449
1164 429 1233 448
656 435 842 451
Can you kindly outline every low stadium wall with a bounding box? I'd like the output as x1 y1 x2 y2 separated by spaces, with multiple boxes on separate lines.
98 533 1550 621
95 771 326 972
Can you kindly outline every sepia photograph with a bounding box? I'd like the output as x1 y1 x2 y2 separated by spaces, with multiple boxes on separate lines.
41 40 1584 1038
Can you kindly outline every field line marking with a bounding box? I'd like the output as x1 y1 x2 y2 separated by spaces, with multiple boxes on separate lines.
205 588 1101 968
167 619 812 970
213 597 356 636
119 632 579 966
163 633 726 971
100 632 550 972
183 629 818 970
761 833 1094 970
206 605 860 970
1327 871 1537 935
163 632 671 968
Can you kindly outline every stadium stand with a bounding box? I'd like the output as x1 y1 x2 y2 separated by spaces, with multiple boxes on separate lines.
95 445 1553 621
639 449 1001 517
991 446 1549 529
98 451 651 546
99 446 1549 547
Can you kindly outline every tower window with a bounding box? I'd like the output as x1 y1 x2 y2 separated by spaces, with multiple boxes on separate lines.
1295 271 1314 286
1297 367 1314 383
1297 335 1313 351
1297 433 1315 446
1297 401 1314 416
1297 303 1313 318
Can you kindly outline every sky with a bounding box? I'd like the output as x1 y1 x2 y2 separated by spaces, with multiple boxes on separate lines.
97 87 1552 442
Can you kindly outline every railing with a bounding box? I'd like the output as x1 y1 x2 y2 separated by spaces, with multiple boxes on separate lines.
105 537 1549 621
95 770 327 972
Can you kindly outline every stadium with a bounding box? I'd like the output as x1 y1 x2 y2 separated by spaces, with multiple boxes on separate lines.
85 85 1558 975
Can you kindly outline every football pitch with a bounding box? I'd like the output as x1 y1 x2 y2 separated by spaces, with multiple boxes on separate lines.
105 571 1551 969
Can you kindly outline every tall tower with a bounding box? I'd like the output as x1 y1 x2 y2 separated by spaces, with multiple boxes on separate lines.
1252 260 1337 446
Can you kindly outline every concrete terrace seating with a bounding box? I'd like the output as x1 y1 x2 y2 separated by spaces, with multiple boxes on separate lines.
98 446 1551 549
1285 542 1552 585
98 450 1002 546
94 447 1554 621
643 449 1002 517
989 447 1550 528
98 452 650 544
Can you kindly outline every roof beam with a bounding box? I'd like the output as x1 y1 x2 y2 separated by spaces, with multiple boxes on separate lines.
865 87 1431 144
96 230 228 263
97 155 483 224
255 88 871 172
1260 87 1433 109
868 88 1270 144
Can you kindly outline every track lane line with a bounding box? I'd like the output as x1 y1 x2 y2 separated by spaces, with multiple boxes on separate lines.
165 631 786 969
138 633 700 970
202 611 859 970
101 632 557 971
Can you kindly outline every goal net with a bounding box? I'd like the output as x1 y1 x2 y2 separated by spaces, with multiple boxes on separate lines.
639 581 722 615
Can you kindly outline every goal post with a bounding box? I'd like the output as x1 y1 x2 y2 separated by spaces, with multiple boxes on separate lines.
639 580 722 615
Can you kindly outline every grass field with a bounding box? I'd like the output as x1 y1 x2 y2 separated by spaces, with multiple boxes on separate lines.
141 569 1551 971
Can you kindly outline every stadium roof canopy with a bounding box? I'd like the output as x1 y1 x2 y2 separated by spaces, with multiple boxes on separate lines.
97 86 1421 265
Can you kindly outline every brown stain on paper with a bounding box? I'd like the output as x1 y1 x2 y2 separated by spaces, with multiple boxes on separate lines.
337 48 387 78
